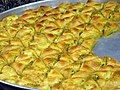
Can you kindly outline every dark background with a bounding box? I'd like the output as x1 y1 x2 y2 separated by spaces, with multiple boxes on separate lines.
0 0 42 13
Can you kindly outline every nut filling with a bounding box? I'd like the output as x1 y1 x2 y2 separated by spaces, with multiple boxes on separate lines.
0 1 120 90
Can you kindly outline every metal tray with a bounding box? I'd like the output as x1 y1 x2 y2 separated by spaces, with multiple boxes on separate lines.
0 0 120 90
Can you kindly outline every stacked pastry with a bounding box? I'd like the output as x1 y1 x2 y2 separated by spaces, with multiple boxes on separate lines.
0 1 120 90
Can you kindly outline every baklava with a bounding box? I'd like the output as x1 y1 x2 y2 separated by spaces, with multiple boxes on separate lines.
0 1 120 90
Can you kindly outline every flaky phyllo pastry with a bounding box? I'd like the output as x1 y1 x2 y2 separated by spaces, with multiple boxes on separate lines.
0 1 120 90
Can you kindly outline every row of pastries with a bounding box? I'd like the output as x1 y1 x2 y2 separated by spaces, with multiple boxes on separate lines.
0 1 120 90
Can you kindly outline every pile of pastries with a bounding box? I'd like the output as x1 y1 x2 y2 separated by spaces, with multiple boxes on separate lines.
0 1 120 90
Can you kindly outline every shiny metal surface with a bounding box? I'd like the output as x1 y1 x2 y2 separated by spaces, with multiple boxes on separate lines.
0 0 88 21
0 80 38 90
0 0 120 89
93 31 120 61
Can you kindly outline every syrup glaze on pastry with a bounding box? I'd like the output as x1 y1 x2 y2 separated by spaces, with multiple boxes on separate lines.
0 1 120 90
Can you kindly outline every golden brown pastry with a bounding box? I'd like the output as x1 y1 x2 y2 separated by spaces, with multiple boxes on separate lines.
0 1 120 90
85 1 103 10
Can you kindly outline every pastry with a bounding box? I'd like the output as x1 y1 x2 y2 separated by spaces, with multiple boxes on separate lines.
0 1 120 90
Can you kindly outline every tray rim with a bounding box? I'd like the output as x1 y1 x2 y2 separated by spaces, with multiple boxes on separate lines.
0 0 54 20
0 0 89 20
